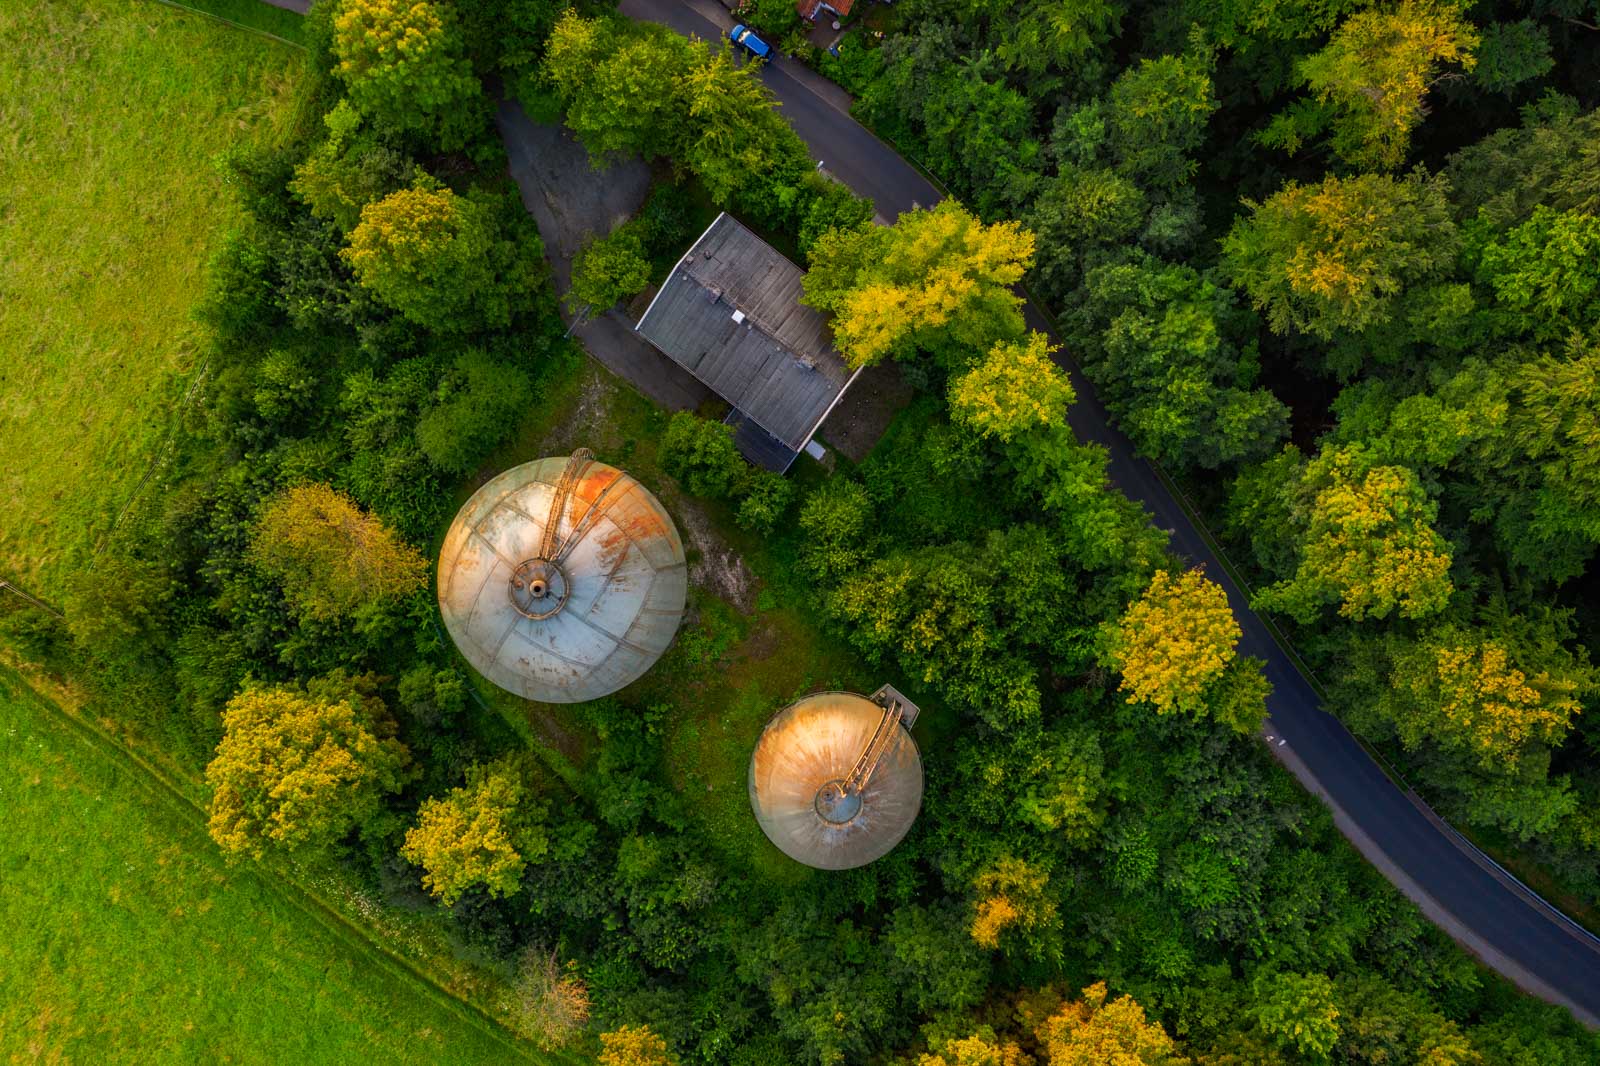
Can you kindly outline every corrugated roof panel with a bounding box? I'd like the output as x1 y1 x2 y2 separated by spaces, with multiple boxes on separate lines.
636 214 854 452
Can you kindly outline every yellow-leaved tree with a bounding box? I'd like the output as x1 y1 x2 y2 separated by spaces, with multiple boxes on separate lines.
970 856 1059 957
332 0 480 148
250 482 427 624
917 1033 1032 1066
1036 982 1189 1066
400 757 550 905
802 201 1035 367
205 673 411 858
948 332 1075 444
1283 0 1479 169
598 1024 680 1066
1388 627 1585 769
1103 568 1270 734
1257 446 1454 624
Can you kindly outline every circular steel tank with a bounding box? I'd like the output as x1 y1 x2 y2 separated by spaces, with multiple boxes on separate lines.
438 454 687 704
748 691 924 870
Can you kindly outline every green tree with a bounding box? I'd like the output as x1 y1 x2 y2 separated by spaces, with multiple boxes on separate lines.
416 351 534 475
1471 206 1600 341
1222 171 1457 341
802 201 1035 367
828 542 1046 728
290 101 415 232
401 757 550 905
1472 20 1553 96
541 12 692 159
1252 970 1340 1061
343 179 543 332
249 482 427 623
331 0 481 149
1079 256 1286 467
1103 52 1217 191
994 0 1123 75
1254 447 1454 623
884 905 991 1013
567 222 652 312
678 48 805 205
1026 166 1147 301
205 674 411 858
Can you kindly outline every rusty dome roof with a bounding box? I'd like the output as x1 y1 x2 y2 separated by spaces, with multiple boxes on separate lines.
748 690 924 870
438 454 687 704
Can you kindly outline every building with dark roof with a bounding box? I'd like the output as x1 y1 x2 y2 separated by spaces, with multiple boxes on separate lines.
634 213 860 472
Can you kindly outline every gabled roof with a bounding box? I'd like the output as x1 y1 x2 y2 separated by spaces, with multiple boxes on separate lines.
798 0 854 19
634 213 857 459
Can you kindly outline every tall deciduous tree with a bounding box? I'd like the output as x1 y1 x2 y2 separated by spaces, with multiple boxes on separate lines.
1079 256 1287 468
332 0 481 149
1222 171 1456 341
1267 0 1479 170
1036 982 1190 1066
205 674 411 858
1251 970 1341 1060
948 332 1075 442
1103 568 1269 733
969 855 1060 957
543 12 694 160
802 201 1035 367
1255 447 1454 623
249 482 427 623
1103 52 1217 191
1384 623 1588 769
343 179 543 332
401 757 550 905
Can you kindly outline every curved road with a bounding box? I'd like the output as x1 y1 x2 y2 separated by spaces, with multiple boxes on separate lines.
617 0 1600 1023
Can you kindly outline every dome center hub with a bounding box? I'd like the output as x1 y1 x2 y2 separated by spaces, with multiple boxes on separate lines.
509 559 569 620
814 779 863 824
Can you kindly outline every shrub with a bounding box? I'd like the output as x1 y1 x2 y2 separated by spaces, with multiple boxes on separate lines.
567 222 652 312
249 482 428 623
205 672 412 858
415 351 533 474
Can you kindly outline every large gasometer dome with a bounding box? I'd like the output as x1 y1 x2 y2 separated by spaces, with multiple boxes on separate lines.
437 450 687 704
748 686 924 870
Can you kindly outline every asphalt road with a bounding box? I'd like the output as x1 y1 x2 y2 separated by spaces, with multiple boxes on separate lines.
620 0 1600 1023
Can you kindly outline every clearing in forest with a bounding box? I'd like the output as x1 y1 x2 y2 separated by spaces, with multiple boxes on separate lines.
0 0 301 598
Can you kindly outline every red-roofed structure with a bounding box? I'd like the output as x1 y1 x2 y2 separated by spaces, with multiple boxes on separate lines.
797 0 853 21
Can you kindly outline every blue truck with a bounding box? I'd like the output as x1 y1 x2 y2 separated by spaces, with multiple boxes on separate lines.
728 23 772 60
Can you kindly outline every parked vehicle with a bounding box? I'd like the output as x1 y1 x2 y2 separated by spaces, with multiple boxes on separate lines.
728 23 772 60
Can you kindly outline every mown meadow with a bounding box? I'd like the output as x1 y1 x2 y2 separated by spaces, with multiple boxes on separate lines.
0 0 300 597
0 671 545 1065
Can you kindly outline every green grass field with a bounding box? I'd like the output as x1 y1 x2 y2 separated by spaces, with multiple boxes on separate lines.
0 0 303 598
0 672 546 1064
